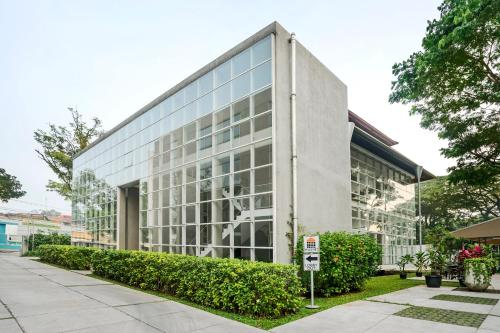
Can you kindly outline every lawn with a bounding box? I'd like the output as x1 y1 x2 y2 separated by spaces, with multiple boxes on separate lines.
89 272 458 330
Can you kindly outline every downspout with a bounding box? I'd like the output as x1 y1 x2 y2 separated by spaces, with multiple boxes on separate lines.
416 165 423 252
290 33 298 262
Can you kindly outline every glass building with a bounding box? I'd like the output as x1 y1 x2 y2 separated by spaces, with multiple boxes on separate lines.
72 22 433 264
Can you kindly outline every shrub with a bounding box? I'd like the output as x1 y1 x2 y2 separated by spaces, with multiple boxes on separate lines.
29 233 71 251
38 245 99 270
91 249 302 318
296 232 381 296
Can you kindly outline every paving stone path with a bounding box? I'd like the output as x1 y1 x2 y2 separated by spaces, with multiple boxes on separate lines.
0 253 264 333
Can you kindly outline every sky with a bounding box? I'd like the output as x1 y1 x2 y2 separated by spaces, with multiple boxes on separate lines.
0 0 451 215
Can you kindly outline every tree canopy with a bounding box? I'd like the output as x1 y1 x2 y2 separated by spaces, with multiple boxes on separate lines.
390 0 499 186
34 108 103 200
0 168 26 202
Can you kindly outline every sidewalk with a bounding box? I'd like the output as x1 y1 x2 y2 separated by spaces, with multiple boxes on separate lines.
0 253 264 333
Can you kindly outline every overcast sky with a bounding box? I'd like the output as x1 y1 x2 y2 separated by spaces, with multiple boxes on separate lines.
0 0 450 215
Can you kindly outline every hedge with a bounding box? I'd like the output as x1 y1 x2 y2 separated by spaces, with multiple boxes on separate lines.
38 245 99 270
28 233 71 251
38 245 302 318
296 232 381 296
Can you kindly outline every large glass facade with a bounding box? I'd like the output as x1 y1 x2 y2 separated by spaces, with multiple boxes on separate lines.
350 145 416 265
72 36 273 261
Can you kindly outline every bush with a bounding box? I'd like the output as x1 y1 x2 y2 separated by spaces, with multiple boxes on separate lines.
296 232 381 296
37 245 302 318
38 245 99 270
91 250 302 317
28 233 71 252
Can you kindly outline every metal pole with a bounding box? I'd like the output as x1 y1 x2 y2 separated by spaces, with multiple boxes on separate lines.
290 32 298 262
306 270 319 309
416 166 423 252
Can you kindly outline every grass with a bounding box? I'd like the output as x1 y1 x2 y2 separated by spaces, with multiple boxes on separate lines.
395 306 487 327
432 294 498 305
88 272 457 330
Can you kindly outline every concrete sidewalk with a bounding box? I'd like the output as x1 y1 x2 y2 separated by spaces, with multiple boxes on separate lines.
0 253 264 333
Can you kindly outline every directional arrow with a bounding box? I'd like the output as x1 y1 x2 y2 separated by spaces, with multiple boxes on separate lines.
306 255 318 262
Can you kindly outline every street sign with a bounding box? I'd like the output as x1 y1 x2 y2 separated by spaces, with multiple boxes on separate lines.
303 253 320 271
303 235 319 253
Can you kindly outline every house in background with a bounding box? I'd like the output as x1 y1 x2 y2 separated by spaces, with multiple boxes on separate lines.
71 22 433 264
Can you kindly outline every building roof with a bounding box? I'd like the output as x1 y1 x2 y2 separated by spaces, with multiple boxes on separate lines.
451 217 500 244
348 111 398 146
349 112 435 182
75 21 285 159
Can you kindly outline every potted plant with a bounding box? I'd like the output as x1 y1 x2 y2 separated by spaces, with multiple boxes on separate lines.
457 244 487 287
464 257 497 291
397 254 413 279
414 251 427 277
425 249 446 288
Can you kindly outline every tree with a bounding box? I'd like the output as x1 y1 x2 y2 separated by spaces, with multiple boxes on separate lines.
417 176 499 243
34 108 103 200
0 168 26 202
390 0 499 186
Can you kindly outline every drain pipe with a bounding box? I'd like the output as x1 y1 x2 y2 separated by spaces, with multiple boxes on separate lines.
290 33 298 262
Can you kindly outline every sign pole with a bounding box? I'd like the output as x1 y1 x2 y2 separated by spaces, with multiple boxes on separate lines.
304 235 320 309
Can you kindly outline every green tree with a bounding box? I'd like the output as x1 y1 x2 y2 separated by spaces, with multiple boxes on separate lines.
390 0 499 186
417 176 499 242
34 108 103 200
0 168 26 202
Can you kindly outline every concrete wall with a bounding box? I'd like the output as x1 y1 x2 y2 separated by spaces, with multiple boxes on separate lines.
117 187 139 250
273 23 352 263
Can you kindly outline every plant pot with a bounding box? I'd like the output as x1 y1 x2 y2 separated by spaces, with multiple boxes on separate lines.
416 272 423 277
465 263 489 291
400 273 407 279
425 275 442 288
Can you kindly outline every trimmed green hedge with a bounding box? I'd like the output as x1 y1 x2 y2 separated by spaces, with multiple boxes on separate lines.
38 245 99 270
29 233 70 251
38 245 302 318
297 232 381 296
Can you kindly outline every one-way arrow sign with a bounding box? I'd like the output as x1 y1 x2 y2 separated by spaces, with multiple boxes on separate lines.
303 253 320 271
306 255 318 262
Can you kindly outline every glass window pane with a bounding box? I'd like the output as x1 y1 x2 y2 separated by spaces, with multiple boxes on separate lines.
213 199 230 222
234 148 251 172
200 160 212 180
232 120 250 146
199 115 212 137
186 205 196 224
170 206 182 226
162 208 170 226
234 171 250 196
252 61 271 91
232 49 251 77
254 113 272 140
197 92 213 117
161 189 169 207
170 225 182 245
214 175 230 199
234 196 250 221
171 186 182 206
172 128 183 148
185 165 196 183
232 71 251 101
215 154 230 176
215 61 231 87
255 249 272 262
232 98 250 122
198 71 213 96
186 183 196 204
184 122 197 142
254 142 272 167
234 222 251 246
186 225 196 245
200 180 212 201
200 224 212 245
162 226 170 243
184 142 196 163
254 88 272 115
252 36 271 66
185 81 198 104
214 223 231 246
200 202 212 224
215 107 230 130
214 83 231 109
255 193 272 210
255 221 272 247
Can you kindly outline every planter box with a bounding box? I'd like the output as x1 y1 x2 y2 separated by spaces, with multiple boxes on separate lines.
425 275 442 288
465 263 489 292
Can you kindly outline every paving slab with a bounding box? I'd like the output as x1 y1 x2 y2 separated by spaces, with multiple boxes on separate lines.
16 307 135 333
68 319 162 333
413 299 493 314
43 272 112 286
479 315 500 332
69 284 163 306
0 318 23 333
0 253 263 333
0 303 12 319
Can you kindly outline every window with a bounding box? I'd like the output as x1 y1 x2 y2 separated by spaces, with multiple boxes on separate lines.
215 61 231 87
200 160 212 180
234 171 250 196
215 107 230 130
254 142 272 167
215 154 230 176
232 120 250 146
254 88 272 115
252 36 271 66
200 202 211 224
254 113 272 140
200 180 212 201
184 122 196 142
232 71 251 100
234 148 251 171
232 49 251 77
234 223 251 246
